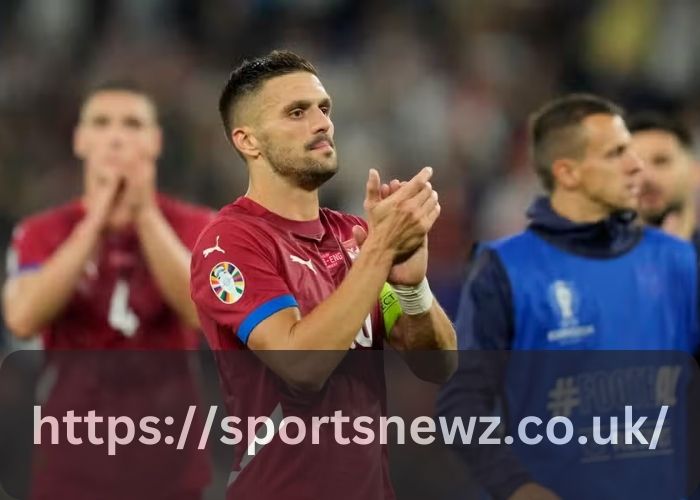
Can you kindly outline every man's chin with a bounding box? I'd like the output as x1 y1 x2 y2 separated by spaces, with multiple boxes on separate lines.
639 204 683 227
638 209 665 226
607 197 640 216
294 167 338 191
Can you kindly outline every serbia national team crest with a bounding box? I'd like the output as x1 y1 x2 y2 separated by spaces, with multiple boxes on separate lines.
210 262 245 304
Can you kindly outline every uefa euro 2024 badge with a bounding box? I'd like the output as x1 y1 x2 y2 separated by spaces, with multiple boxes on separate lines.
546 280 595 344
210 262 245 304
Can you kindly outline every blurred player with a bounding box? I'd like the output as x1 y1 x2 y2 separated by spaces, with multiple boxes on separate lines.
628 112 700 245
628 112 700 500
440 94 700 500
190 50 456 499
2 81 214 499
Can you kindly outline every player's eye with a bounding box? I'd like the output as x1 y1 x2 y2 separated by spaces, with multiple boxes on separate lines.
91 116 109 128
653 155 671 167
289 109 304 119
606 145 626 159
124 117 144 129
320 106 331 116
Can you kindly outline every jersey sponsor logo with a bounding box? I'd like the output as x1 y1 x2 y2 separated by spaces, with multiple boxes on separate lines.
289 254 316 274
321 250 344 270
546 280 595 344
203 235 225 258
210 262 245 304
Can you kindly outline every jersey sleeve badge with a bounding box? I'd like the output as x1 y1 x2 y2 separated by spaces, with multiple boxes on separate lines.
210 262 245 304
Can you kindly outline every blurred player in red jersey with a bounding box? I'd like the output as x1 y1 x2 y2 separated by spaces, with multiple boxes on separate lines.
190 51 456 499
2 82 213 499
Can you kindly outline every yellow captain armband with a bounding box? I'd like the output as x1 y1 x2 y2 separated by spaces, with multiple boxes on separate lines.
380 282 402 338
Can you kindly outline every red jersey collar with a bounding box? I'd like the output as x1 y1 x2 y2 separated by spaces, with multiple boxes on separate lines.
232 196 326 241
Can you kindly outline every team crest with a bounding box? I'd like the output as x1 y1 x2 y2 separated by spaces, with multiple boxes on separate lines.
210 262 245 304
341 239 361 261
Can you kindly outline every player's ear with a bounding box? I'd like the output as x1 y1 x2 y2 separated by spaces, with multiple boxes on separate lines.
232 126 261 160
73 125 86 160
551 158 580 190
150 125 163 160
691 159 700 189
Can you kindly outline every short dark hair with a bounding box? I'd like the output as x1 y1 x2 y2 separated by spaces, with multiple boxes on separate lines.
81 79 158 121
529 93 624 192
626 111 693 149
218 50 318 143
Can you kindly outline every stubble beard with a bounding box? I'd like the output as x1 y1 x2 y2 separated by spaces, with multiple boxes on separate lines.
641 198 685 227
266 146 338 191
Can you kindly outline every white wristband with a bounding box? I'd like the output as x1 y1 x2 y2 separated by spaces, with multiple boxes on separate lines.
392 278 434 315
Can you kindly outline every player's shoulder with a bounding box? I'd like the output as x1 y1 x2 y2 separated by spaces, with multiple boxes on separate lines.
192 201 275 253
642 226 689 244
641 229 699 287
13 200 83 238
642 226 695 252
483 229 531 252
204 200 272 234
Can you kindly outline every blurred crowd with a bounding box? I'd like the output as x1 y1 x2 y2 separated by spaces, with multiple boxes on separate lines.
3 0 700 327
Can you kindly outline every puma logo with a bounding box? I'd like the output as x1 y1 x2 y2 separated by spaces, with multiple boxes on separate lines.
203 236 225 258
290 255 316 274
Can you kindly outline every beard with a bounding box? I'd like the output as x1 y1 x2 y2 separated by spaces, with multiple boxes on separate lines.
262 137 338 191
271 155 338 191
642 198 685 227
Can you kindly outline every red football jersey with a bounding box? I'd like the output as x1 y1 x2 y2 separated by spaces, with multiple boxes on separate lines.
190 197 394 500
8 194 214 349
8 194 215 499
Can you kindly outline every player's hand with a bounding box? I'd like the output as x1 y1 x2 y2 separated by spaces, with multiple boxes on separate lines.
122 155 157 218
363 167 440 263
354 175 434 286
508 483 561 500
83 163 123 231
353 225 429 286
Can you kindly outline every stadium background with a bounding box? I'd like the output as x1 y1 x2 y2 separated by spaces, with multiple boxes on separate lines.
1 0 700 498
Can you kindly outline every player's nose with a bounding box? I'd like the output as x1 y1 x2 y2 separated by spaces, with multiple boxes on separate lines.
107 128 127 150
626 150 644 175
310 106 332 135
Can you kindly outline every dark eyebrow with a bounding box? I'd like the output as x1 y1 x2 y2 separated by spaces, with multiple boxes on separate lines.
87 114 110 125
283 100 312 114
123 115 146 127
282 97 332 114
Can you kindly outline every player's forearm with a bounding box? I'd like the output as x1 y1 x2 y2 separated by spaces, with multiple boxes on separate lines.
2 221 100 338
391 302 457 382
135 207 200 328
263 239 394 391
289 236 394 350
